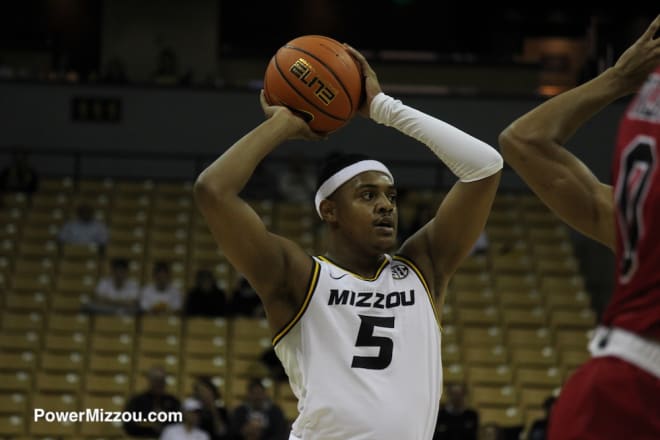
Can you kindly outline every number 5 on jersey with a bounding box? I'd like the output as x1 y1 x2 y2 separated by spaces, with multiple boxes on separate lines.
351 315 395 370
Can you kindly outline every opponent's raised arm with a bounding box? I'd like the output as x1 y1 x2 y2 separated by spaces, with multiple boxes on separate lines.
194 93 321 300
499 14 660 250
346 45 503 289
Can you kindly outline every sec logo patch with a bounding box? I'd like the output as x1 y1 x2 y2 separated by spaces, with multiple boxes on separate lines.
391 264 409 280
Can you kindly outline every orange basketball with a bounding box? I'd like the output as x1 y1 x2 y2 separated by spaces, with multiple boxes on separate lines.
263 35 363 134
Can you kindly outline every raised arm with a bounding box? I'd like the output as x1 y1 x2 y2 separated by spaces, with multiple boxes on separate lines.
194 94 321 330
499 14 660 250
345 46 503 292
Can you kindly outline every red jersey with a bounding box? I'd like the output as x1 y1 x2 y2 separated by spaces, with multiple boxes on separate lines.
606 67 660 339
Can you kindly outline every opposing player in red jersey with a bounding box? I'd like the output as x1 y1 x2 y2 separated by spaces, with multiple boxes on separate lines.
499 15 660 440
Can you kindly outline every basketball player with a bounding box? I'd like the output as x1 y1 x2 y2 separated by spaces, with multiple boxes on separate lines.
499 15 660 439
194 45 503 440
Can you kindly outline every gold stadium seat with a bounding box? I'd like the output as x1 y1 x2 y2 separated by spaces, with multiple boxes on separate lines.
78 178 115 194
110 226 147 245
461 326 504 347
17 240 59 259
516 367 562 388
0 352 37 372
456 255 488 273
502 307 547 328
50 293 91 313
463 346 508 366
467 365 514 386
550 309 596 330
39 178 74 193
441 325 459 345
44 333 88 352
232 318 271 340
180 374 226 398
491 254 534 274
186 317 229 337
138 334 180 355
150 228 189 246
57 259 99 280
79 394 126 437
184 356 228 377
55 274 97 295
511 347 557 368
232 338 271 360
141 315 182 335
106 242 145 261
535 256 579 276
85 373 131 396
61 243 100 260
5 292 48 312
493 274 536 291
108 211 149 230
506 328 552 348
41 352 85 373
487 209 519 226
19 224 60 242
32 393 78 412
498 290 543 308
94 315 136 334
278 400 299 422
155 181 193 197
113 195 152 211
184 335 228 357
486 225 525 241
457 307 500 327
0 331 40 351
442 344 462 364
454 289 497 308
89 353 132 375
136 353 180 376
132 370 179 395
10 275 52 294
91 333 134 354
0 414 26 436
471 385 517 407
152 212 191 229
539 275 585 292
48 314 90 333
479 406 523 428
520 387 558 411
560 349 590 370
545 291 590 310
115 179 155 194
231 358 269 378
35 371 81 394
0 392 28 414
554 329 592 350
443 363 466 383
12 258 56 277
153 196 193 214
0 371 32 392
1 311 44 332
450 273 492 290
528 225 569 243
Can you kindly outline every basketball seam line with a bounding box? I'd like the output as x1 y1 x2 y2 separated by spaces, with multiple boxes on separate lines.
284 44 356 112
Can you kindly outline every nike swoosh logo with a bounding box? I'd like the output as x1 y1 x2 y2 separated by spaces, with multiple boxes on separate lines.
329 272 348 280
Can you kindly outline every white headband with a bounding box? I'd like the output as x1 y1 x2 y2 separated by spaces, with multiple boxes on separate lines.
314 160 394 218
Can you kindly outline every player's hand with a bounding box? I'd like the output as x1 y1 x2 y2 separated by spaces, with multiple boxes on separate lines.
259 90 325 141
344 44 382 118
612 14 660 94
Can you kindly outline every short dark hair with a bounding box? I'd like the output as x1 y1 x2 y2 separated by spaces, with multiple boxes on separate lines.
153 261 170 273
316 152 373 191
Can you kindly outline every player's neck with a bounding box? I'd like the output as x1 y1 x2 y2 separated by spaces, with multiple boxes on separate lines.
323 248 387 279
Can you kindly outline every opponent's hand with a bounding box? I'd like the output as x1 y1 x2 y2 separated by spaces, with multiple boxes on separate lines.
259 90 325 141
612 14 660 94
344 44 383 118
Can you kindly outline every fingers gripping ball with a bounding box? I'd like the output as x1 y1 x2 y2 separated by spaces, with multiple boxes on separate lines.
263 35 363 134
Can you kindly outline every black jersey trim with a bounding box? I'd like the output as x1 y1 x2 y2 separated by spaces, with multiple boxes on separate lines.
392 254 442 329
272 259 320 346
317 255 389 281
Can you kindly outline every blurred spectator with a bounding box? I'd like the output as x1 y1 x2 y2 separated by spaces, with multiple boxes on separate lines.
0 57 14 79
0 150 39 196
124 366 180 437
160 397 210 440
433 382 478 440
230 275 265 318
184 269 228 317
85 257 140 315
193 376 231 440
58 203 109 250
278 153 316 202
527 396 556 440
102 56 128 84
231 378 288 440
140 261 183 314
153 47 180 86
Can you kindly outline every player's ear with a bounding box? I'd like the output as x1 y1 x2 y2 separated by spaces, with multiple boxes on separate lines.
319 199 337 223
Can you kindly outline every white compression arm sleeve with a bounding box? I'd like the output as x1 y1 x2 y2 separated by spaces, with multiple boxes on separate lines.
370 93 503 182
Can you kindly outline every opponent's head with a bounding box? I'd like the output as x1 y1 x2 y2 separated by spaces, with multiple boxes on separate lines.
315 153 397 253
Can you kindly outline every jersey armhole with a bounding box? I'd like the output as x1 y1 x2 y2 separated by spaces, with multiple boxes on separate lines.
272 258 320 346
393 254 442 329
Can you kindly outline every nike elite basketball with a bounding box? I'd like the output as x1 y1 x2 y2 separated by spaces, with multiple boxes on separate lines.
263 35 363 134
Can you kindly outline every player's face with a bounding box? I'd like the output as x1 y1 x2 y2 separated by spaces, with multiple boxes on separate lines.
333 171 398 253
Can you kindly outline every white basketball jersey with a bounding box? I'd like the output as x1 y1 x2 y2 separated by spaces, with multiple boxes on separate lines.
273 254 442 440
